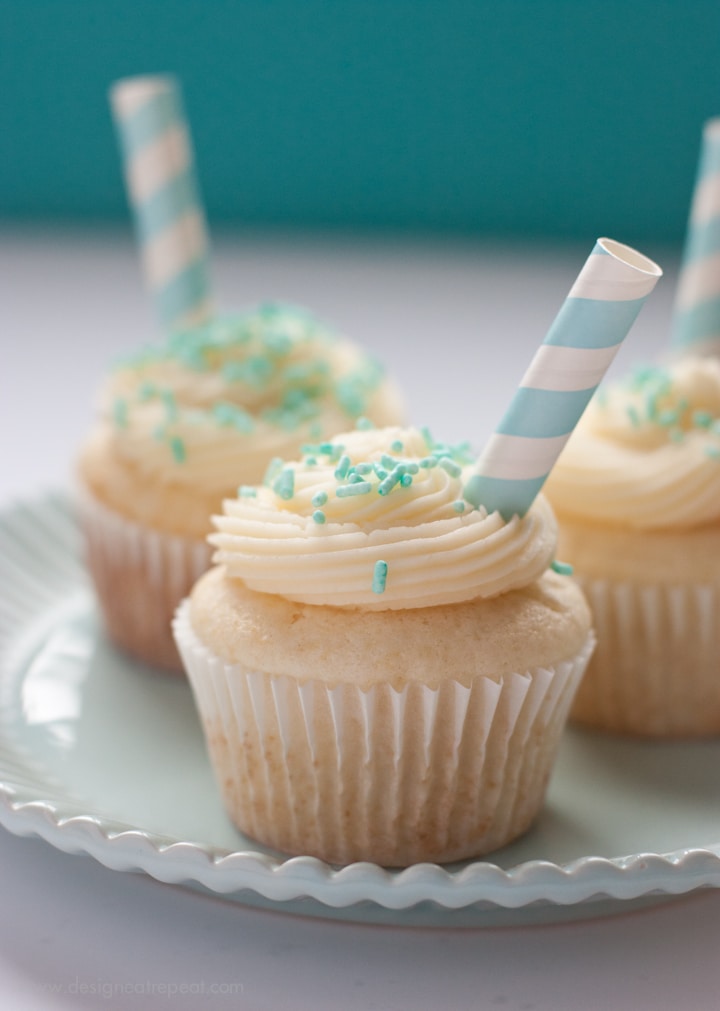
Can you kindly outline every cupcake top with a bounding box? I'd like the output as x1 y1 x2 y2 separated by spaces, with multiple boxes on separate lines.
545 356 720 530
95 303 404 496
211 425 558 609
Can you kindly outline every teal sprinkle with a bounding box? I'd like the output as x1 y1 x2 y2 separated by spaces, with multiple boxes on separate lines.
645 393 659 421
452 500 465 513
319 442 335 454
373 463 388 480
405 462 419 475
239 486 257 497
349 472 365 483
420 426 434 448
693 411 713 429
169 436 186 463
626 405 641 428
372 560 388 595
273 468 295 500
381 453 397 470
657 409 678 427
356 416 374 430
263 456 284 485
710 420 720 436
355 462 373 475
264 332 293 357
390 440 404 452
551 560 574 576
336 481 372 497
311 491 328 507
305 456 317 466
161 389 178 422
378 465 405 495
400 473 413 487
419 456 438 468
113 397 128 429
334 454 351 479
138 381 158 401
312 509 326 524
669 428 684 443
438 458 462 478
705 445 720 460
329 444 344 462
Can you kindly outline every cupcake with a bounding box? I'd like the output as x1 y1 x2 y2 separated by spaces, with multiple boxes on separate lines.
173 425 593 866
78 303 405 670
544 356 720 737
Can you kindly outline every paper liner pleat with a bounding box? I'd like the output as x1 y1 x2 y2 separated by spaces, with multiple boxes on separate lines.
174 600 593 866
571 578 720 737
78 491 211 671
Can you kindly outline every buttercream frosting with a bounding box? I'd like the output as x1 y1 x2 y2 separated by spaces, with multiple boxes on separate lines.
545 356 720 530
210 425 557 609
97 304 404 491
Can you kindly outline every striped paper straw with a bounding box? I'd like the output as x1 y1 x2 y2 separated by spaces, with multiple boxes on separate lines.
110 75 213 330
671 119 720 355
464 239 662 520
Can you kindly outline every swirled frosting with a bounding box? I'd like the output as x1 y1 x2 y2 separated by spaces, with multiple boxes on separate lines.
96 304 404 494
210 426 557 609
545 356 720 530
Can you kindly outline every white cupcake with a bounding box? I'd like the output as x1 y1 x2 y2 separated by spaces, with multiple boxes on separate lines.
174 425 593 865
78 304 405 669
545 356 720 737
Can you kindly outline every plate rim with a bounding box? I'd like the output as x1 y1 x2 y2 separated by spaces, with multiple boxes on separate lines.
1 490 719 912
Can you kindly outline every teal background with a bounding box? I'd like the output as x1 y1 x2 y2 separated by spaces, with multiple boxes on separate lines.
3 0 720 242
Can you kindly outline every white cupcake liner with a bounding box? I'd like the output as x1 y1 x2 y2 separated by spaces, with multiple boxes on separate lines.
78 490 212 670
173 599 594 866
571 577 720 737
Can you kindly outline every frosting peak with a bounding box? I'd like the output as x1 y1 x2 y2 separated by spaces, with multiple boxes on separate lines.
210 425 557 609
545 356 720 530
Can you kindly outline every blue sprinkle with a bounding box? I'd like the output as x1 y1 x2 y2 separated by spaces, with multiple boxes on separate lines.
551 560 574 576
372 560 388 594
452 500 465 513
239 485 257 497
693 411 713 429
439 458 462 478
336 481 372 497
626 405 641 428
399 473 413 487
311 491 328 507
273 468 295 500
355 463 373 475
169 436 186 463
334 454 351 479
355 416 374 431
390 440 404 452
312 509 326 524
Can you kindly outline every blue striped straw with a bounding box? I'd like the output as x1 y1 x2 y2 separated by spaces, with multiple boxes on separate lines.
110 75 213 331
464 239 662 520
671 119 720 355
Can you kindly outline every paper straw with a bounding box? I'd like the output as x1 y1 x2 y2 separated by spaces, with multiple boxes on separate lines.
464 239 662 520
110 75 213 330
671 119 720 356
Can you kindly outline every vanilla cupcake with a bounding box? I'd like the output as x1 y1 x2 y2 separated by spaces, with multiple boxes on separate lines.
78 303 404 670
545 356 720 737
173 425 593 866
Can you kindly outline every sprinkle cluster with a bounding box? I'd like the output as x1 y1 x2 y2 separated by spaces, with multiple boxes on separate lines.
263 425 477 594
110 304 387 464
608 365 720 458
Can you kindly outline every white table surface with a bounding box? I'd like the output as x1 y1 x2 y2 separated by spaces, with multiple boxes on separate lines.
2 228 720 1010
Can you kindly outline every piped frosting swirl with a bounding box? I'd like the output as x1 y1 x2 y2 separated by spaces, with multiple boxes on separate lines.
211 426 557 609
97 303 404 492
545 356 720 530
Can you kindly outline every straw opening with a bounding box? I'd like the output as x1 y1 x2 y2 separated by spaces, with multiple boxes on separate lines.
597 238 662 278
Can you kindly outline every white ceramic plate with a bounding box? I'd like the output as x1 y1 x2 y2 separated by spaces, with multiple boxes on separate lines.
0 493 719 927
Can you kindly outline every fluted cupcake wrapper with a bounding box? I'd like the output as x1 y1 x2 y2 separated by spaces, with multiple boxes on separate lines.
173 599 594 866
571 578 720 738
78 490 212 671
